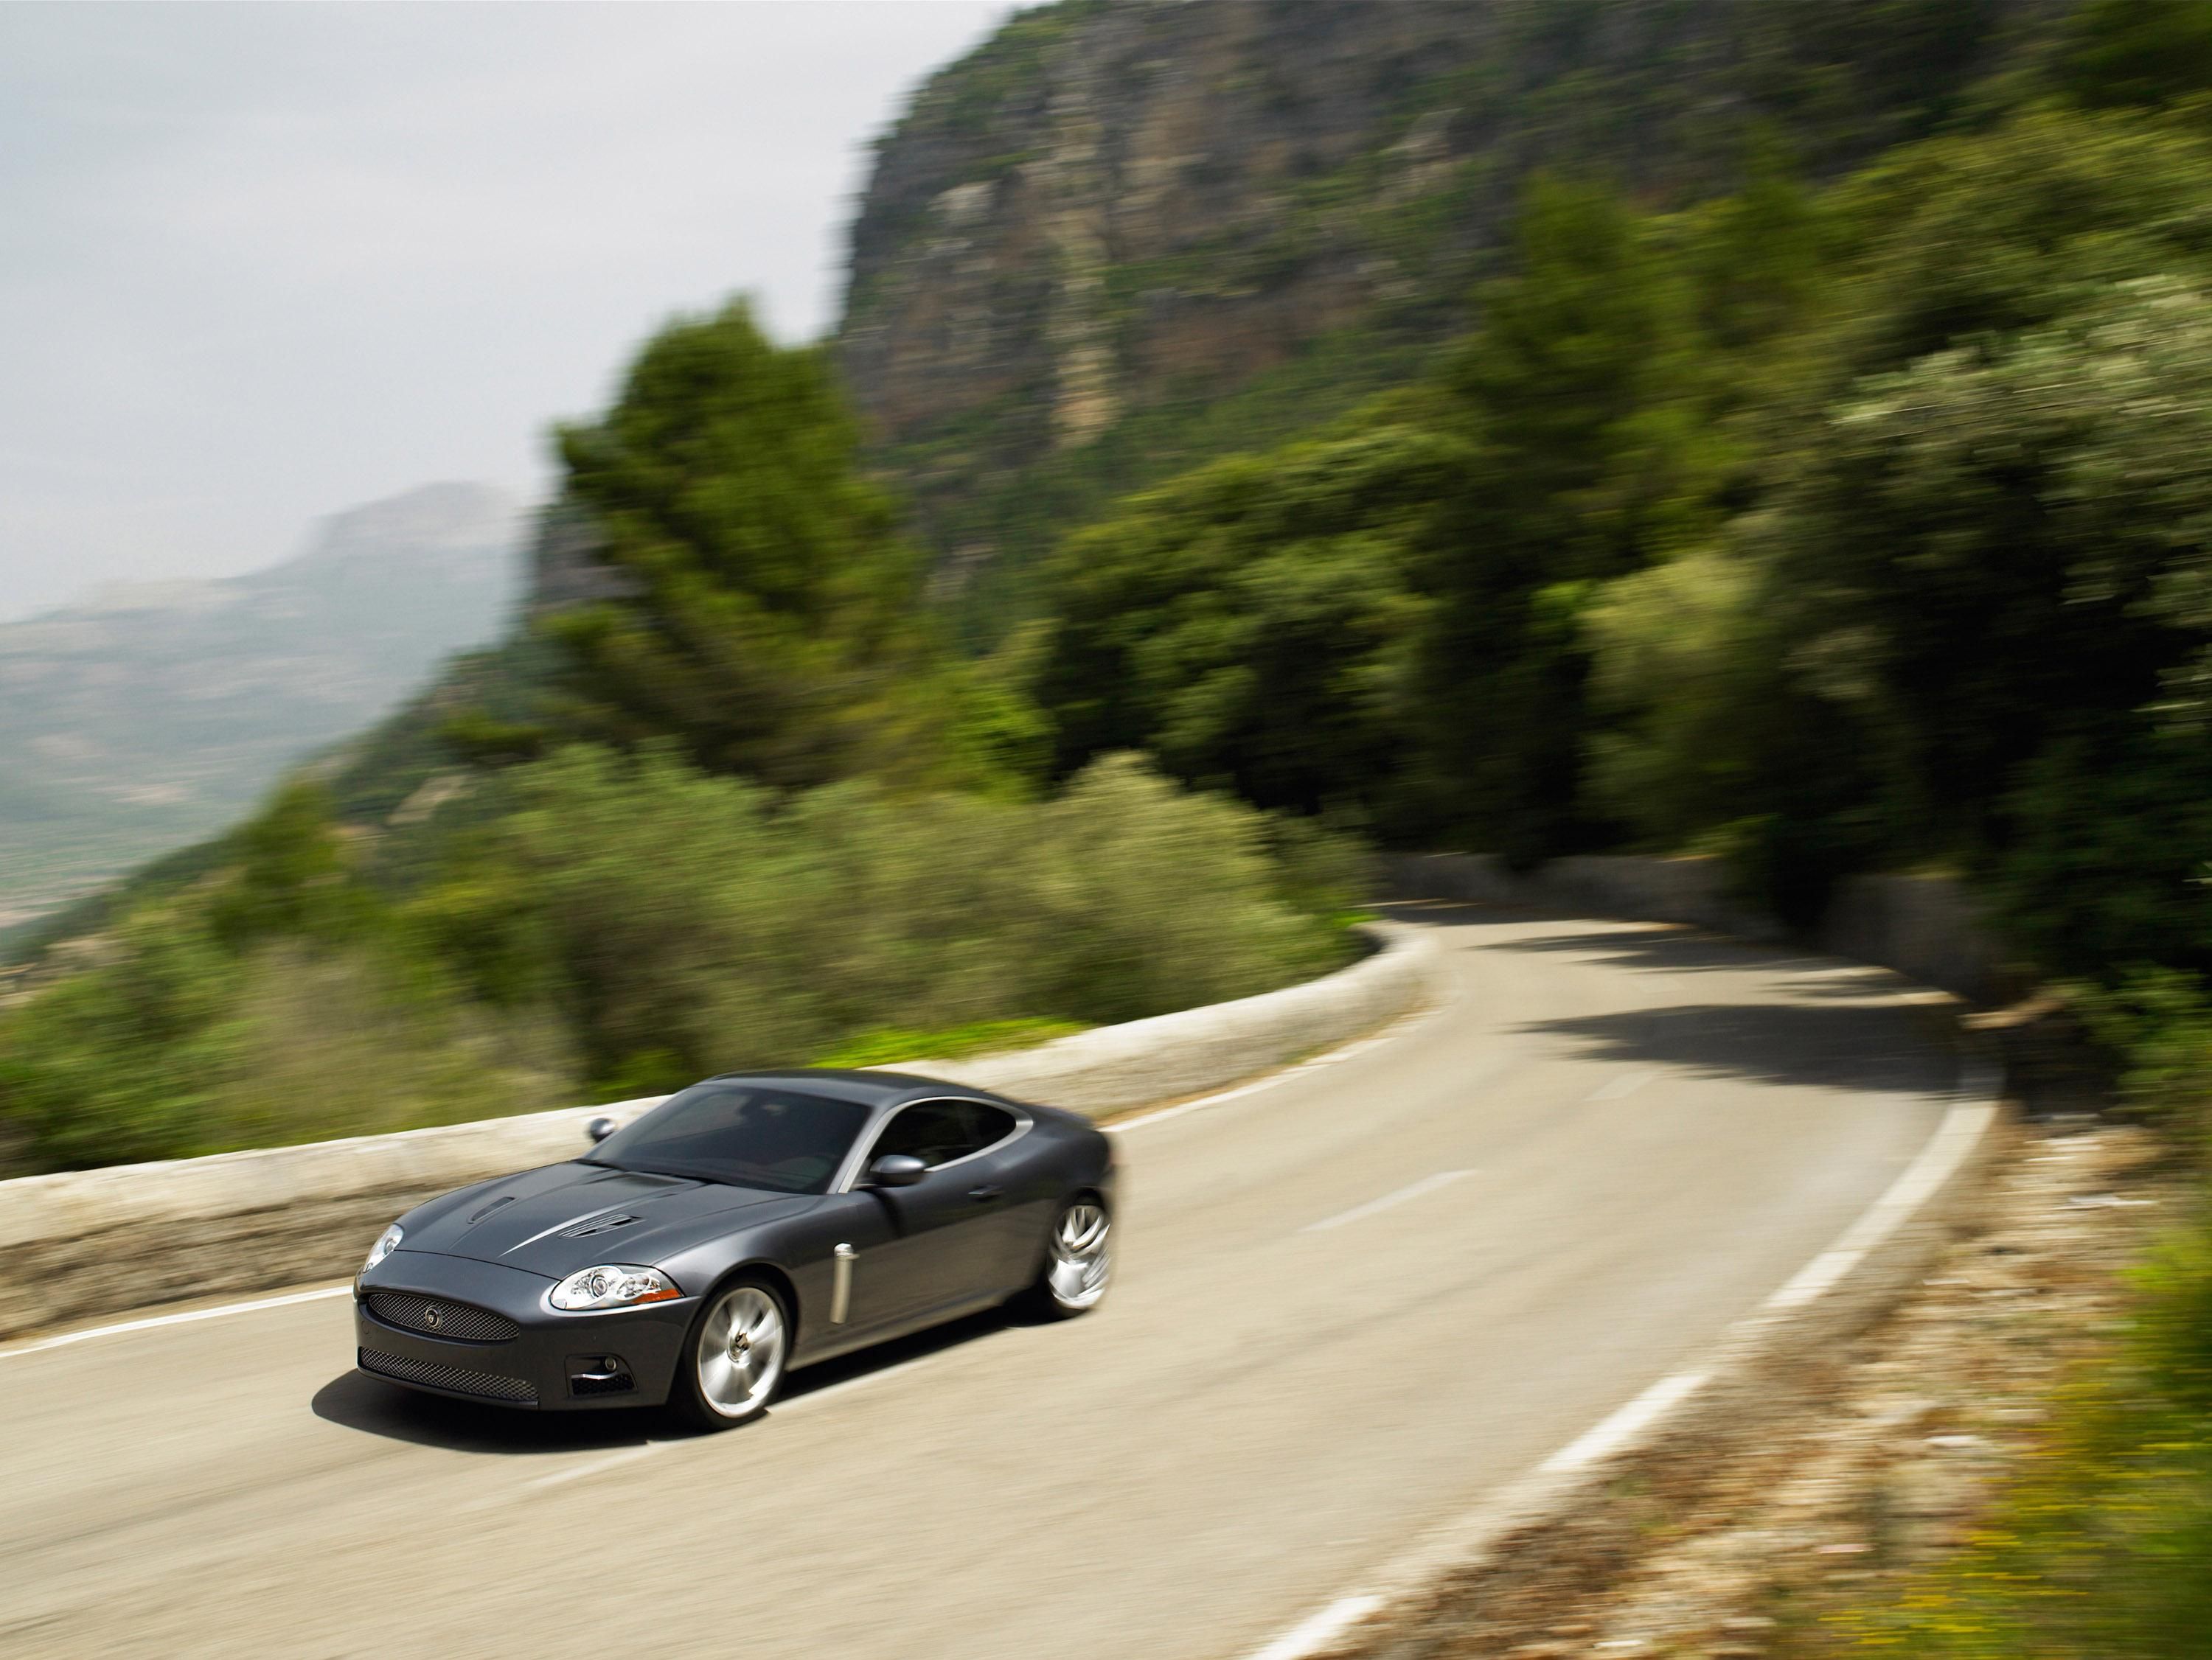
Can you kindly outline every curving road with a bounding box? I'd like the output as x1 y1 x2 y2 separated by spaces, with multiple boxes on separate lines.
0 906 1956 1660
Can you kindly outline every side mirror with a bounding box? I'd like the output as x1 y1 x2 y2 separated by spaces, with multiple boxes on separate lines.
863 1153 928 1190
585 1116 617 1145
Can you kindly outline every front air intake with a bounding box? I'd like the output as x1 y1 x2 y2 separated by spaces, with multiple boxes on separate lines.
359 1348 537 1405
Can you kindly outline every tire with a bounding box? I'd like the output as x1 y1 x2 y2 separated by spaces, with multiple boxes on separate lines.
1019 1194 1113 1320
667 1275 790 1431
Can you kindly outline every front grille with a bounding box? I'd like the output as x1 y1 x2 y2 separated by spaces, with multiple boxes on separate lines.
366 1291 518 1344
360 1347 538 1404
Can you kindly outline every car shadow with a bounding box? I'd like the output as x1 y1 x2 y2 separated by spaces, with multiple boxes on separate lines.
314 1300 1033 1452
777 1302 1018 1404
311 1369 661 1454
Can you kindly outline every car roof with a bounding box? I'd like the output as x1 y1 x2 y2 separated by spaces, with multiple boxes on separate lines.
698 1068 1006 1109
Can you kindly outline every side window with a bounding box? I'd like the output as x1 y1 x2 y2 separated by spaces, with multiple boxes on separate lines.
869 1101 977 1169
962 1103 1018 1154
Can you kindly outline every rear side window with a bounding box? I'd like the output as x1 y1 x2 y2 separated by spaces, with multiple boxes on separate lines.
962 1102 1018 1151
871 1099 1021 1169
870 1101 976 1168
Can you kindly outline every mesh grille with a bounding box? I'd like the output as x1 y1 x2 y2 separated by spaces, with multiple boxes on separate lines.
360 1347 537 1404
364 1291 518 1344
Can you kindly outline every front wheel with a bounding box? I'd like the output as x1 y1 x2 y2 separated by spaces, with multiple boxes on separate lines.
667 1277 788 1431
1022 1196 1111 1319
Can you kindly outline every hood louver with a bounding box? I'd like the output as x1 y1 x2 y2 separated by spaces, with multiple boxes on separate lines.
557 1213 639 1239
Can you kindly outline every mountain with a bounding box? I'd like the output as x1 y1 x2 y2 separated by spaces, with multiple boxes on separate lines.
0 482 524 926
834 0 2069 633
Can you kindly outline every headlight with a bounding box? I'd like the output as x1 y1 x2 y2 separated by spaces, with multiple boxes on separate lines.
549 1264 683 1312
363 1223 403 1272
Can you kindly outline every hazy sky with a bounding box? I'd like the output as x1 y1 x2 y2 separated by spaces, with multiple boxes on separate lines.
0 1 1015 621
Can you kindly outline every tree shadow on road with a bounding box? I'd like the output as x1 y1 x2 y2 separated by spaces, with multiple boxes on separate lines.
1517 999 1951 1096
1478 921 1892 988
1386 901 1915 1002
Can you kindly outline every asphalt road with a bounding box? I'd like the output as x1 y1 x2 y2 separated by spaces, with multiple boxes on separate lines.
0 906 1955 1660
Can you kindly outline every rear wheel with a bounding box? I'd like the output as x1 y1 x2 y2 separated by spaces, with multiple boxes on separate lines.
667 1277 788 1431
1022 1196 1111 1319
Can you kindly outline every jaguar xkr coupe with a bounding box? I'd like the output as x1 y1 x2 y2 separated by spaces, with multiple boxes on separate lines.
352 1070 1115 1427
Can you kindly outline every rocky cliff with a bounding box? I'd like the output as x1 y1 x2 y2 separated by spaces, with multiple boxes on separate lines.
835 0 2065 623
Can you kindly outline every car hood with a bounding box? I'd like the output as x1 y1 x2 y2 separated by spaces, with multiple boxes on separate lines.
398 1161 806 1278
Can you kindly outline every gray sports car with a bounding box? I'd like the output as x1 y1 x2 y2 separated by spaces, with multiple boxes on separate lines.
352 1070 1116 1428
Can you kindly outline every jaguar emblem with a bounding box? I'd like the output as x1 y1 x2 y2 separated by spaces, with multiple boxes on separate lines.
422 1305 445 1331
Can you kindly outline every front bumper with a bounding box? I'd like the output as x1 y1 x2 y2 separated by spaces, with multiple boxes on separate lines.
355 1250 695 1411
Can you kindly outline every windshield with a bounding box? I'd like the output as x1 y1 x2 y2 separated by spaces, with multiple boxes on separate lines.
585 1081 872 1194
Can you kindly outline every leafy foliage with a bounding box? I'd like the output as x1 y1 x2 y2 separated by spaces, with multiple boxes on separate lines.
544 299 956 790
1032 428 1458 817
417 745 1355 1098
0 746 1361 1169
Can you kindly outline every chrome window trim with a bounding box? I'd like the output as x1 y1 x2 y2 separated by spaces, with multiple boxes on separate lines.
832 1097 1032 1194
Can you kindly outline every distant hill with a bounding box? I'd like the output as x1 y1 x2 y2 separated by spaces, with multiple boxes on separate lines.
0 482 523 927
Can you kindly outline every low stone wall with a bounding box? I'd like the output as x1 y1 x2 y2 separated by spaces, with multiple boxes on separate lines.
1386 851 2006 1002
1826 871 2014 1006
0 922 1441 1342
907 921 1439 1113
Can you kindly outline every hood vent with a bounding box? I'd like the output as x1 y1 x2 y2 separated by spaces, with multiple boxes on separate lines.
558 1213 639 1239
467 1196 518 1226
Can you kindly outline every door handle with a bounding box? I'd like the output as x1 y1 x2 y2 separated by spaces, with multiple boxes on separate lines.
966 1185 1003 1202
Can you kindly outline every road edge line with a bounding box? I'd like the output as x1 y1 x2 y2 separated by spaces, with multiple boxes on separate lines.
0 1283 353 1360
1239 1038 2007 1660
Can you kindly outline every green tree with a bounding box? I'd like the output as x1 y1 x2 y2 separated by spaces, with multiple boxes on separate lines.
546 299 953 790
1032 427 1458 820
2062 0 2212 111
206 778 378 949
1416 174 1717 861
1763 279 2212 862
1828 107 2212 374
0 910 241 1169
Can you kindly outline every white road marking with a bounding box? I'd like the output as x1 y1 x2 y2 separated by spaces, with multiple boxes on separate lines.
0 1283 352 1360
1301 1170 1473 1235
526 1444 661 1488
1537 1370 1708 1475
1245 1594 1384 1660
506 1348 973 1502
1106 1011 1436 1136
1586 1070 1656 1102
1763 1095 1997 1312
